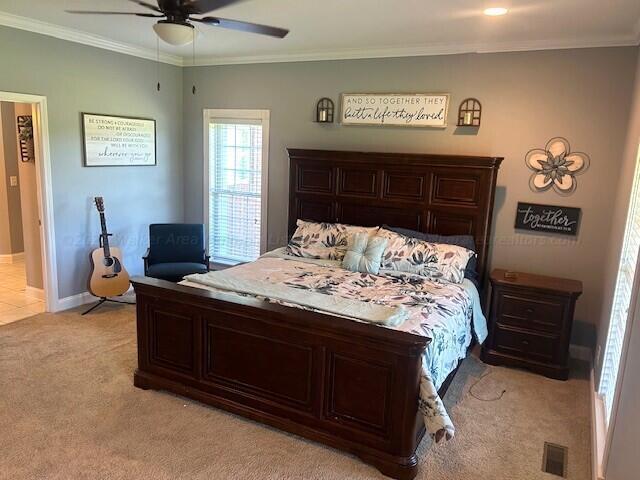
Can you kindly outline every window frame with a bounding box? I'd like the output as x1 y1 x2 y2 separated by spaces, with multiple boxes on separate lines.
202 109 270 265
602 252 640 475
600 142 640 474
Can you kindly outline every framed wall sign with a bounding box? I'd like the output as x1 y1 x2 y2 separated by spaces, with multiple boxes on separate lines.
514 202 581 236
340 93 449 128
82 113 156 167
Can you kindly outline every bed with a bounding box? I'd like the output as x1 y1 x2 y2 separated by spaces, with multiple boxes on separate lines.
131 148 502 479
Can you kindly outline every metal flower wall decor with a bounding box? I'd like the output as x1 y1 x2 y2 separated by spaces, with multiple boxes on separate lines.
525 137 590 196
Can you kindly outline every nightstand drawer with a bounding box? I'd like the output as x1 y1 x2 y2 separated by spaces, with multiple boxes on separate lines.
498 293 565 333
494 324 558 363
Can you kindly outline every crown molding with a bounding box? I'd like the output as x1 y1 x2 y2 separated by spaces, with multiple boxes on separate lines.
0 9 637 68
192 34 640 66
0 11 183 66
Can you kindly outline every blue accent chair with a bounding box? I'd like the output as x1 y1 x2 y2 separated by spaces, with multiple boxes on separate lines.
143 224 210 282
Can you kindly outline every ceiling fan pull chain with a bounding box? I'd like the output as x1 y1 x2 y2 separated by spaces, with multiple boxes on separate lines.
156 36 161 92
192 28 197 95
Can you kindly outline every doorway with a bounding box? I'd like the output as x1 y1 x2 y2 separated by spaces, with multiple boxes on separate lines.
0 92 57 318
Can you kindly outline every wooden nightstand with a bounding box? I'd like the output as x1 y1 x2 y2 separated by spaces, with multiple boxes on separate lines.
481 269 582 380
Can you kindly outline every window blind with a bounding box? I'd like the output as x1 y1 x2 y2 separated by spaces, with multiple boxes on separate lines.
208 119 263 264
599 146 640 424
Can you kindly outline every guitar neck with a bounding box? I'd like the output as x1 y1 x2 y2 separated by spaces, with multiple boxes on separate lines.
99 212 111 258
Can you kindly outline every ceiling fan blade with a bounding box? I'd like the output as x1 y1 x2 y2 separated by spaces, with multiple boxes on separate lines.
65 10 164 17
195 16 289 38
182 0 247 15
128 1 163 13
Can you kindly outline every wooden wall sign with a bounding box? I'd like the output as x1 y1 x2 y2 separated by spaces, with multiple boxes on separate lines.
515 202 581 236
17 115 34 162
82 113 156 167
340 93 449 127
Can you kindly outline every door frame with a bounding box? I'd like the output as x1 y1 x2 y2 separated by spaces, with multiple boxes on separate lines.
0 91 58 312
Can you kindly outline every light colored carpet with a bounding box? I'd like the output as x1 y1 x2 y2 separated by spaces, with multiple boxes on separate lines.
0 305 591 479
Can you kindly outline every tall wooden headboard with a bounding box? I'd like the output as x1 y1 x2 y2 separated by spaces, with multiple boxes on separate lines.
287 148 503 285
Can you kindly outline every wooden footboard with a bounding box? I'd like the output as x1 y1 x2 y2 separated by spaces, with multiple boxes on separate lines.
132 277 430 479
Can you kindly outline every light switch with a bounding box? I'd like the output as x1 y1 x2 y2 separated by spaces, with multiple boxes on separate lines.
9 176 18 187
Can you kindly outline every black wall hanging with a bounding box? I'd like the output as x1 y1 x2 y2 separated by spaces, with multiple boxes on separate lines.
457 98 481 127
315 97 334 123
17 115 34 162
514 202 581 236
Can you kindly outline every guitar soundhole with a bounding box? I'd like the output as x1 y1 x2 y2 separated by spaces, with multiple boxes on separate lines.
102 256 122 275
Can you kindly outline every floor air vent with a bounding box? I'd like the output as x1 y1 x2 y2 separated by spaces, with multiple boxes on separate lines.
542 442 568 477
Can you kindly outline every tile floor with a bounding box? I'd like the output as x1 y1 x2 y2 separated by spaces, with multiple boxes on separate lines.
0 259 45 326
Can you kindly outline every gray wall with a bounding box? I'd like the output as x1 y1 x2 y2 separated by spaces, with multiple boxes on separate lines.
0 25 184 299
0 102 25 255
0 104 12 255
183 47 638 346
14 102 43 289
4 104 25 255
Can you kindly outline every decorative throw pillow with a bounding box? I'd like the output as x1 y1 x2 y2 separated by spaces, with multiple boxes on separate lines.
383 225 479 285
377 228 475 284
342 233 388 274
286 220 378 261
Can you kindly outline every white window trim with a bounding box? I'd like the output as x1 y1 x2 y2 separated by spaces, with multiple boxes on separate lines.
599 140 640 477
602 233 640 476
202 109 270 264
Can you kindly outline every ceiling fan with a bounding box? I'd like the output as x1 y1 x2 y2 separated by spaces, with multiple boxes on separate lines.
66 0 289 46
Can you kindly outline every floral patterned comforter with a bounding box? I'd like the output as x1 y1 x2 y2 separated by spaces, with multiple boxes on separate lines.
181 254 486 442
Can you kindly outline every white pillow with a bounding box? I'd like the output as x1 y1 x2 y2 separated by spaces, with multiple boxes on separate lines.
286 220 378 261
342 233 388 275
377 228 475 283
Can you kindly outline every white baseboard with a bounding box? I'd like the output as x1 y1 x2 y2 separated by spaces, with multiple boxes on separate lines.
0 252 24 264
54 285 136 312
567 345 604 480
591 368 607 480
24 286 44 300
570 344 593 362
54 292 95 312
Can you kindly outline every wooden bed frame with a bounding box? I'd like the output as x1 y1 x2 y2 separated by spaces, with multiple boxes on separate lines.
132 149 502 479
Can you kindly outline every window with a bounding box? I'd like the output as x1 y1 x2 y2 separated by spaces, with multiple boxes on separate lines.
204 109 269 265
599 145 640 424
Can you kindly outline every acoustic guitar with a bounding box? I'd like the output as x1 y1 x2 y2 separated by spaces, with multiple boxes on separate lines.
88 197 130 298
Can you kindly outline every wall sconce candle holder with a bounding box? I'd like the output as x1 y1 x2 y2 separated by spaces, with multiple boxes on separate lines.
315 97 334 123
457 98 482 127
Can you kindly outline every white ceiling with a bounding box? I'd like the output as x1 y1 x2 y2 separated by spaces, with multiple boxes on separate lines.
0 0 639 66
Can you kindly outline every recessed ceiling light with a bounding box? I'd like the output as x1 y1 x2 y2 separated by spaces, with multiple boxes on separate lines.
484 7 509 16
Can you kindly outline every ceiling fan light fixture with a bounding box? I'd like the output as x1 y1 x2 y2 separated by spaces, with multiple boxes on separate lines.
153 21 194 46
483 7 509 16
